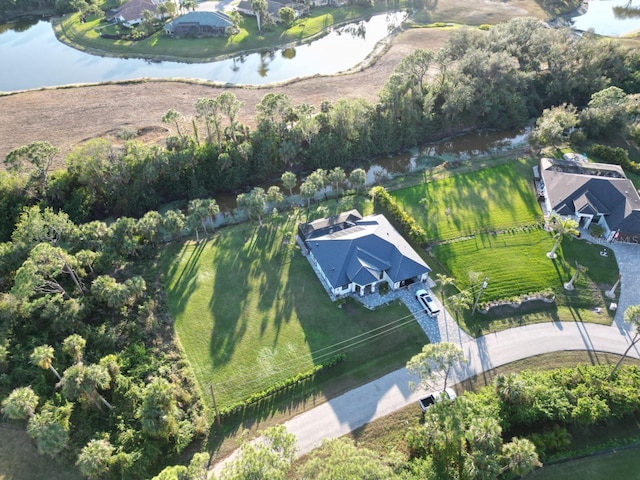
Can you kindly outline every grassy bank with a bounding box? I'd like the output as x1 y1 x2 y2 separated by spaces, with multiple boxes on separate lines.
56 2 404 62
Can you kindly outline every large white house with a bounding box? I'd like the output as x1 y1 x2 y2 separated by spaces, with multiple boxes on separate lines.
538 157 640 242
298 210 431 297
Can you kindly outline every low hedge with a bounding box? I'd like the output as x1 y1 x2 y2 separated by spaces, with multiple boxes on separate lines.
217 354 346 418
369 186 428 245
589 144 640 175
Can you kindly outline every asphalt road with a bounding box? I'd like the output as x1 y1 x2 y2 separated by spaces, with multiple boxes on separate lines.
211 237 640 475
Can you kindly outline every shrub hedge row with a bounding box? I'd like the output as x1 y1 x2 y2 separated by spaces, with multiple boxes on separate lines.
217 354 346 418
589 144 640 175
369 186 428 245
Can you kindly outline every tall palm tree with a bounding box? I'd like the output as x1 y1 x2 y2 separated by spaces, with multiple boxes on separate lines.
436 273 455 323
30 345 62 381
563 261 588 291
448 290 472 321
607 305 640 380
546 213 579 259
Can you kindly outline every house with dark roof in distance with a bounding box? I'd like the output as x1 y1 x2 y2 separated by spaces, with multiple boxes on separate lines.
235 0 308 22
107 0 167 27
539 157 640 242
298 210 431 298
164 11 236 37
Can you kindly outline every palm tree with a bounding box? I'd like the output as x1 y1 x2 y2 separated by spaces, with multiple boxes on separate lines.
607 305 640 380
448 290 472 321
500 437 542 476
563 261 588 291
1 386 39 419
546 213 579 259
30 345 62 381
62 334 86 364
436 273 455 322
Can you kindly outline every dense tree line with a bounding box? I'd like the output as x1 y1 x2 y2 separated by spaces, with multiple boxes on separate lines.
0 206 207 478
3 18 639 242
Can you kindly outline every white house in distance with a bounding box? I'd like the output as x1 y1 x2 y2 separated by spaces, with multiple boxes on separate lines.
108 0 167 27
537 156 640 242
297 210 431 298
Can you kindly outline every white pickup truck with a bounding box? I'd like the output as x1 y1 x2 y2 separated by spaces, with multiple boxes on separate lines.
418 387 457 412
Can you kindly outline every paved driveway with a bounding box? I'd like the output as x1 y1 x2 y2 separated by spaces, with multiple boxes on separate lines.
210 238 640 476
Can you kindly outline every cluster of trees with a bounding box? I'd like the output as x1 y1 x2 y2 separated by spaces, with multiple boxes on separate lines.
3 18 639 240
531 86 640 149
0 205 207 478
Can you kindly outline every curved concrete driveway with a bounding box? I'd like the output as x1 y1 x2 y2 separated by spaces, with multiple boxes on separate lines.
212 239 639 475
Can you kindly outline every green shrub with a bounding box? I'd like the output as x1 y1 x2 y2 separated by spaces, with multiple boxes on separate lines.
217 354 347 419
369 186 428 245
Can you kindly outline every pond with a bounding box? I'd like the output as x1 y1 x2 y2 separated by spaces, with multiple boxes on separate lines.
0 12 404 92
571 0 640 36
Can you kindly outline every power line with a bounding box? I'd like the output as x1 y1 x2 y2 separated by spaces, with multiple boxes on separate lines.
211 311 427 392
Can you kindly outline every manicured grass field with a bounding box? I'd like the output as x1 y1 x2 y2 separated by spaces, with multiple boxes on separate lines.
434 227 557 301
391 159 542 241
161 198 427 408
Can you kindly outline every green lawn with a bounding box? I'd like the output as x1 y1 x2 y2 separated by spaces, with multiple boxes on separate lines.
433 228 619 333
161 198 426 408
434 227 556 301
525 446 640 479
56 3 403 62
391 159 542 242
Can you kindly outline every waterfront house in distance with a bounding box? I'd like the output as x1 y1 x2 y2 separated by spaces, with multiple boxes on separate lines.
108 0 166 27
235 0 308 21
164 11 236 37
538 157 640 242
298 210 431 297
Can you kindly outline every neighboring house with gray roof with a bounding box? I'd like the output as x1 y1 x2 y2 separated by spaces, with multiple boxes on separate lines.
539 157 640 242
164 11 235 37
298 210 431 297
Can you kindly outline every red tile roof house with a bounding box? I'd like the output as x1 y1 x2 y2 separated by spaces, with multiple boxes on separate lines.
538 157 640 243
297 210 432 298
108 0 168 28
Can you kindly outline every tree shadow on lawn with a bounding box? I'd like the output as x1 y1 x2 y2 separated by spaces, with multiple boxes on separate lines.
207 218 299 367
163 239 208 317
410 161 539 240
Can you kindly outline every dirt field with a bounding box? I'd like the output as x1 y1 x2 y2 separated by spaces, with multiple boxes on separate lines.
0 0 546 165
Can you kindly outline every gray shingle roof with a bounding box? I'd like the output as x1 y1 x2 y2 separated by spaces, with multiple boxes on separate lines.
166 11 235 29
540 157 640 236
300 212 430 289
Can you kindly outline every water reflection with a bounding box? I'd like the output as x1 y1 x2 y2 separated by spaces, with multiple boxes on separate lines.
0 11 405 92
572 0 640 36
214 128 531 211
365 129 530 184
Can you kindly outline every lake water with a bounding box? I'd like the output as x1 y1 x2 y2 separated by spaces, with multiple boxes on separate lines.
0 12 404 92
572 0 640 36
214 128 531 211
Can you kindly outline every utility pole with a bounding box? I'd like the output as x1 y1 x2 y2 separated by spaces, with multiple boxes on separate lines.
209 383 221 426
471 276 488 316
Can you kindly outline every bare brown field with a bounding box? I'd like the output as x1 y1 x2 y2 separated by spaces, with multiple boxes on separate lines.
0 28 454 165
